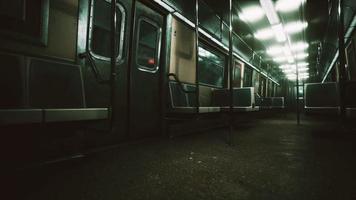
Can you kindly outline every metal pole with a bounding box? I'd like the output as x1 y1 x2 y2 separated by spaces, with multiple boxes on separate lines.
110 0 118 130
195 0 200 114
228 0 234 146
338 0 346 120
296 62 300 125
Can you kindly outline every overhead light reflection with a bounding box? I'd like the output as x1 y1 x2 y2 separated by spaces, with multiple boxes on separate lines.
239 6 265 23
275 0 306 12
284 21 308 34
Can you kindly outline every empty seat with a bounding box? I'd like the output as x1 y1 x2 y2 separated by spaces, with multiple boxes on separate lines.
168 81 221 114
260 97 272 109
271 97 285 108
304 82 340 114
212 87 259 112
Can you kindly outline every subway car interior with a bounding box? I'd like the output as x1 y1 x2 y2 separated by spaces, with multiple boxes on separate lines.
1 0 356 199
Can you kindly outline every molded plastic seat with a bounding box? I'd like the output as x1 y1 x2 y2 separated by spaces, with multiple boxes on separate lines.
304 82 340 114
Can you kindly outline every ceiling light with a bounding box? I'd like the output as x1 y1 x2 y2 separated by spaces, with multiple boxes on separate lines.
298 67 309 72
286 72 309 77
275 0 305 12
284 21 308 34
254 27 275 40
260 0 280 24
286 74 309 80
290 42 309 52
273 56 289 62
276 53 308 62
297 62 309 67
283 67 308 73
239 6 265 23
296 52 309 59
272 23 286 42
279 64 293 69
267 45 283 55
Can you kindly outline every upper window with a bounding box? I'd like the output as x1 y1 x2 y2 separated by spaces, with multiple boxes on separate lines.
0 0 49 45
137 18 161 71
89 0 125 60
198 46 225 88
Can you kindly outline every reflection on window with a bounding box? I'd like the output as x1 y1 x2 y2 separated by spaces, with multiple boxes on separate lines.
244 67 253 87
91 0 124 59
198 46 225 88
233 62 242 87
137 20 159 70
298 85 304 97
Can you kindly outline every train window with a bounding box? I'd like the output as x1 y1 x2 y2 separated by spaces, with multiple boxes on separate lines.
89 0 125 60
0 0 49 45
137 19 160 71
243 66 253 87
198 46 225 88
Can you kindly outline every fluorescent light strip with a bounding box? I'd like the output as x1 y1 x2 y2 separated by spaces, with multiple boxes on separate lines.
260 0 280 24
284 21 308 34
268 42 309 56
275 0 305 12
254 21 307 41
153 0 175 12
272 23 286 42
254 27 275 40
239 6 265 23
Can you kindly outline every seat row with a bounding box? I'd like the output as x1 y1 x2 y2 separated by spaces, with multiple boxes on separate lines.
168 81 284 114
304 81 356 117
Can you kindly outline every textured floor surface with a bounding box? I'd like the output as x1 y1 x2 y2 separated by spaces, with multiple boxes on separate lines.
7 114 356 200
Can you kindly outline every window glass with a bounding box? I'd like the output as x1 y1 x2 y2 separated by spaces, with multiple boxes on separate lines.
243 66 253 87
298 85 304 98
137 20 159 70
0 0 49 45
198 46 225 88
233 62 241 88
91 0 123 59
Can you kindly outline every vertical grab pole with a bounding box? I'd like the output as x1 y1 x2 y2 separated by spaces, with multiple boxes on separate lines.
195 0 200 114
228 0 234 146
338 0 346 121
110 0 118 130
296 62 300 125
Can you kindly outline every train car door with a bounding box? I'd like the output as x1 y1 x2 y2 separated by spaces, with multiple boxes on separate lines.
129 1 163 138
79 0 131 142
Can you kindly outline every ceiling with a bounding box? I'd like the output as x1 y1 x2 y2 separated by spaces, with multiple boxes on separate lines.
203 0 333 82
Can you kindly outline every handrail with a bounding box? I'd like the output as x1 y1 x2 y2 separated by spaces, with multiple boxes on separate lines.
78 52 110 84
168 73 197 94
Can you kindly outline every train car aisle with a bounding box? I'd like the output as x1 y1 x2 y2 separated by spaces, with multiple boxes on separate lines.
8 114 356 200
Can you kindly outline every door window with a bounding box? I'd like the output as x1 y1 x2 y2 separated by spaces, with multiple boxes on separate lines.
89 0 125 61
137 18 161 72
